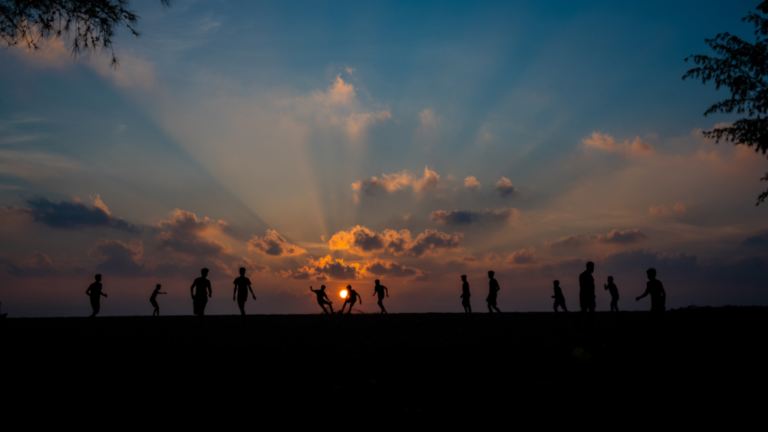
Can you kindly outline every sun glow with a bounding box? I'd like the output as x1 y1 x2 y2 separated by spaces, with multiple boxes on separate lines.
340 289 348 299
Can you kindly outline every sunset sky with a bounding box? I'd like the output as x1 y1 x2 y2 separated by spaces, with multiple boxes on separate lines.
1 0 766 317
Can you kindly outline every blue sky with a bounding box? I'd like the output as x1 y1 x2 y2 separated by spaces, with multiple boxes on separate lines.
0 0 766 316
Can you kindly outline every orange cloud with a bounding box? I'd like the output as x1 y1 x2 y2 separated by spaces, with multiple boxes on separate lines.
464 176 481 190
494 177 518 197
328 226 462 257
591 228 649 245
352 166 441 201
649 202 686 217
156 209 230 257
291 255 363 281
247 229 307 257
362 259 430 281
505 248 537 265
582 132 654 156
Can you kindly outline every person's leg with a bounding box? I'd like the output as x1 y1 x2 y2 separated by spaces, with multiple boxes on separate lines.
493 305 501 313
487 302 493 313
238 299 246 316
553 302 558 313
468 304 472 313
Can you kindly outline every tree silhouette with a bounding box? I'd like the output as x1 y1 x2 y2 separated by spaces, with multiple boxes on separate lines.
683 1 768 205
1 0 170 68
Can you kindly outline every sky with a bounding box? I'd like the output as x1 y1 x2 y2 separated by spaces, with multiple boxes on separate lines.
0 0 766 317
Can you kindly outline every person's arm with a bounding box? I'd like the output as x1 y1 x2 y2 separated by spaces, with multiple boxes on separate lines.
249 284 256 300
309 286 316 293
659 281 666 299
604 284 608 290
357 292 362 304
85 286 91 296
190 281 196 299
384 286 389 297
636 287 649 301
372 289 376 297
160 292 167 295
207 281 212 297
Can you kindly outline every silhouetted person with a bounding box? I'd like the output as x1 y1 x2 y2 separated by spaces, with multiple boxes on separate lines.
552 280 567 313
190 268 212 320
150 284 166 317
460 275 471 313
310 285 334 314
372 279 389 314
604 276 619 312
486 271 501 313
579 262 596 314
233 267 256 319
340 285 362 314
85 274 107 318
636 268 666 313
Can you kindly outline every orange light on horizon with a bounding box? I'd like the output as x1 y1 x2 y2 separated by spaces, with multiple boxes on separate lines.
340 289 348 299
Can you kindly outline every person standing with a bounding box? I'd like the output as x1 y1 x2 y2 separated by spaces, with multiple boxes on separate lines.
372 279 389 314
85 274 107 318
460 275 471 313
636 268 666 313
310 285 334 314
340 285 362 314
190 268 212 320
579 262 596 314
233 267 256 319
486 271 501 313
150 284 166 317
604 276 620 312
552 280 567 313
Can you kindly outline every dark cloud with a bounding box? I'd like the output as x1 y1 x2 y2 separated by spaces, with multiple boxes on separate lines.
743 233 768 247
591 229 649 244
494 177 518 197
362 259 429 282
430 208 519 225
5 251 58 277
292 256 362 281
546 236 586 249
329 226 462 257
156 209 229 257
409 230 463 257
21 198 137 231
247 229 306 256
506 248 537 265
92 239 146 277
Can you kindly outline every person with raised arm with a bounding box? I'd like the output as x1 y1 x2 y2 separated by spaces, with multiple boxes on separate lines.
372 279 389 314
339 285 362 314
636 268 666 313
460 275 471 313
85 274 107 318
486 271 501 313
604 276 620 312
190 268 212 320
310 285 334 314
233 267 257 320
150 284 166 317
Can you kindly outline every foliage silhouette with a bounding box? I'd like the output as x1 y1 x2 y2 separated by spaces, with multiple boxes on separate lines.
683 1 768 205
0 0 171 68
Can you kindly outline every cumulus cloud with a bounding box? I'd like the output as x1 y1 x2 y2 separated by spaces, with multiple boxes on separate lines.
291 255 362 281
430 208 519 225
494 177 518 197
419 108 440 129
247 229 307 257
6 251 58 277
591 228 650 245
20 197 137 231
92 239 145 277
649 202 686 217
156 209 230 257
505 248 537 265
582 132 654 156
328 226 462 257
546 235 586 249
464 176 481 190
362 259 429 281
352 167 441 201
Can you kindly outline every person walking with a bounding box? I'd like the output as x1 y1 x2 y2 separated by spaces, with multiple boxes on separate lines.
486 271 501 313
460 275 471 313
85 274 107 318
233 267 257 319
190 268 212 321
372 279 389 314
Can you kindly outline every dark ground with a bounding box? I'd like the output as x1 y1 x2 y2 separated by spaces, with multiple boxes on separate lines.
2 307 765 418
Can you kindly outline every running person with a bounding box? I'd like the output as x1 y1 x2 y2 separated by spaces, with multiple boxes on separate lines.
372 279 389 314
85 274 107 318
604 276 619 312
233 267 257 318
486 271 501 313
310 285 334 314
150 284 166 317
636 268 666 313
340 285 362 314
460 275 471 313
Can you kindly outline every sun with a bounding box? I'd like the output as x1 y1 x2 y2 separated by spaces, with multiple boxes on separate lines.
340 289 348 299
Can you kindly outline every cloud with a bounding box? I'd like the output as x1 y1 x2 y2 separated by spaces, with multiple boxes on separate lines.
292 255 362 281
292 74 391 139
494 177 518 197
351 166 440 201
231 257 270 275
430 208 519 225
6 251 58 277
92 239 145 277
419 108 440 129
743 233 768 247
328 226 462 257
505 248 537 265
591 228 650 245
582 132 654 156
546 235 586 249
649 202 686 217
464 176 481 190
362 259 429 281
156 209 230 257
247 229 307 257
20 197 137 231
